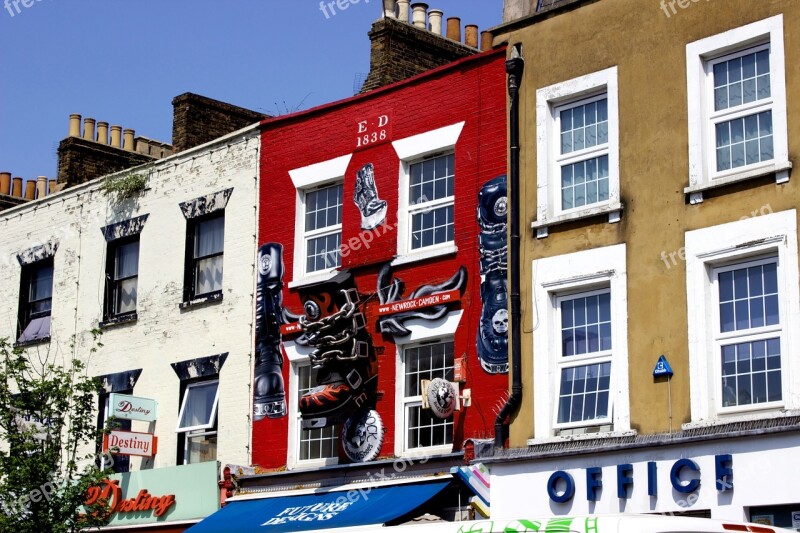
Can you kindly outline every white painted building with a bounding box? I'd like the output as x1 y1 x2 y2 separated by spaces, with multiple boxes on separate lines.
0 123 261 474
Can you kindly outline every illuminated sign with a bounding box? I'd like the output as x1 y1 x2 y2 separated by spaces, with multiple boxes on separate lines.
103 430 158 457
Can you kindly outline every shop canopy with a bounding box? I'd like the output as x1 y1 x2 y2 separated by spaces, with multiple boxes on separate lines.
186 479 450 533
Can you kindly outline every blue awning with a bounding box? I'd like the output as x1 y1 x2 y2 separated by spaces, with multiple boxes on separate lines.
186 480 450 533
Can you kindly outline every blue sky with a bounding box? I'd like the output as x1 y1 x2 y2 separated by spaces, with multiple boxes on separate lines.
0 1 502 182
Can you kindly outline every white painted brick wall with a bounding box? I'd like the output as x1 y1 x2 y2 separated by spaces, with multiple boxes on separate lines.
0 126 261 470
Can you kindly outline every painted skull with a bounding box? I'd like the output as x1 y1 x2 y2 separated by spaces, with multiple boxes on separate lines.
492 309 509 335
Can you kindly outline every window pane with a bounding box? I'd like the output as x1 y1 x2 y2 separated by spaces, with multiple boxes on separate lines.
115 278 137 315
557 362 611 424
29 264 54 302
178 381 219 429
409 154 454 205
187 434 217 464
306 233 341 273
715 111 774 172
195 255 223 296
714 49 770 112
404 342 454 450
115 241 140 280
560 291 611 357
560 155 609 210
195 216 224 258
560 98 608 155
306 184 343 231
411 205 454 250
721 339 781 407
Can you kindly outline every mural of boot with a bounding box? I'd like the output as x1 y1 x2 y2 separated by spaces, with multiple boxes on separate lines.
353 163 387 230
252 243 287 421
476 175 509 374
297 288 379 428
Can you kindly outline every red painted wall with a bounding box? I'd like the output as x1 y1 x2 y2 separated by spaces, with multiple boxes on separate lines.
254 49 507 469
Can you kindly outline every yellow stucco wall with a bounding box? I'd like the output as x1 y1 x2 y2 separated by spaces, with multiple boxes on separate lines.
495 0 800 446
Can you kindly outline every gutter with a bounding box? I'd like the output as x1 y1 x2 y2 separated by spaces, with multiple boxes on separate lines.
494 46 525 449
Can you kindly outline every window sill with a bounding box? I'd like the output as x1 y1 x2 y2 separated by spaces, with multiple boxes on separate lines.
99 313 138 329
531 202 623 239
396 445 454 459
526 429 636 446
391 243 458 267
682 408 800 431
288 269 350 289
684 160 792 204
179 292 223 310
14 336 51 349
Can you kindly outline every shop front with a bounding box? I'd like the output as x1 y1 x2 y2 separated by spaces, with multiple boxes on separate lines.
486 425 800 530
89 461 220 532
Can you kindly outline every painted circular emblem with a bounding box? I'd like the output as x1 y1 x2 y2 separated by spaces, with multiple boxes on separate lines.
259 254 272 275
494 196 508 218
426 377 457 419
304 300 321 320
342 409 384 463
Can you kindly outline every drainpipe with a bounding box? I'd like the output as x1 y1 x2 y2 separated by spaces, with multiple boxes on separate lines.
495 45 524 449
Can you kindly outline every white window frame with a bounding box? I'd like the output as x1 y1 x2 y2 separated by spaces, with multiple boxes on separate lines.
175 380 219 433
685 209 800 424
553 288 614 431
392 122 464 266
685 15 790 204
286 359 340 469
712 256 784 414
533 66 621 239
288 154 352 287
531 243 630 442
392 310 462 457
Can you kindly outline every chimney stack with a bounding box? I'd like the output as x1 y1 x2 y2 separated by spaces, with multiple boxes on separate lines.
97 122 109 145
123 129 135 151
446 17 461 41
411 3 428 29
69 114 82 137
480 31 493 51
0 172 10 195
83 118 96 141
12 177 22 197
24 180 36 200
396 0 409 22
428 9 443 35
465 24 479 48
110 125 122 148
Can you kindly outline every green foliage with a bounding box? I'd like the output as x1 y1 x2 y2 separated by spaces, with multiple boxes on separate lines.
100 172 147 200
0 333 112 532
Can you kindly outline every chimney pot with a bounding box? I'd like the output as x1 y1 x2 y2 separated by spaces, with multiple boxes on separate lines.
480 30 493 51
0 172 10 195
465 24 479 48
12 177 23 197
24 180 36 200
428 9 443 35
382 0 397 18
411 2 428 29
83 118 96 142
36 176 47 199
96 122 109 145
48 179 56 195
446 17 461 41
110 125 122 148
69 114 82 137
123 129 135 151
396 0 410 22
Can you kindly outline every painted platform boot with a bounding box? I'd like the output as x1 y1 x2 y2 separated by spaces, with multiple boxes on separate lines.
353 163 388 230
298 287 379 428
252 243 287 420
476 175 510 374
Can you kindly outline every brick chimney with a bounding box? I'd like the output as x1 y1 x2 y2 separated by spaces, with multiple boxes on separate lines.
171 93 267 153
359 13 478 93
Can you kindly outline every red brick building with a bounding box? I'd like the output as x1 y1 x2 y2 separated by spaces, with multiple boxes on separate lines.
251 47 507 486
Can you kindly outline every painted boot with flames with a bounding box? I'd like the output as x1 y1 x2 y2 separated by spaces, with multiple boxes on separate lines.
252 243 287 420
297 288 378 428
476 175 510 374
353 163 388 230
